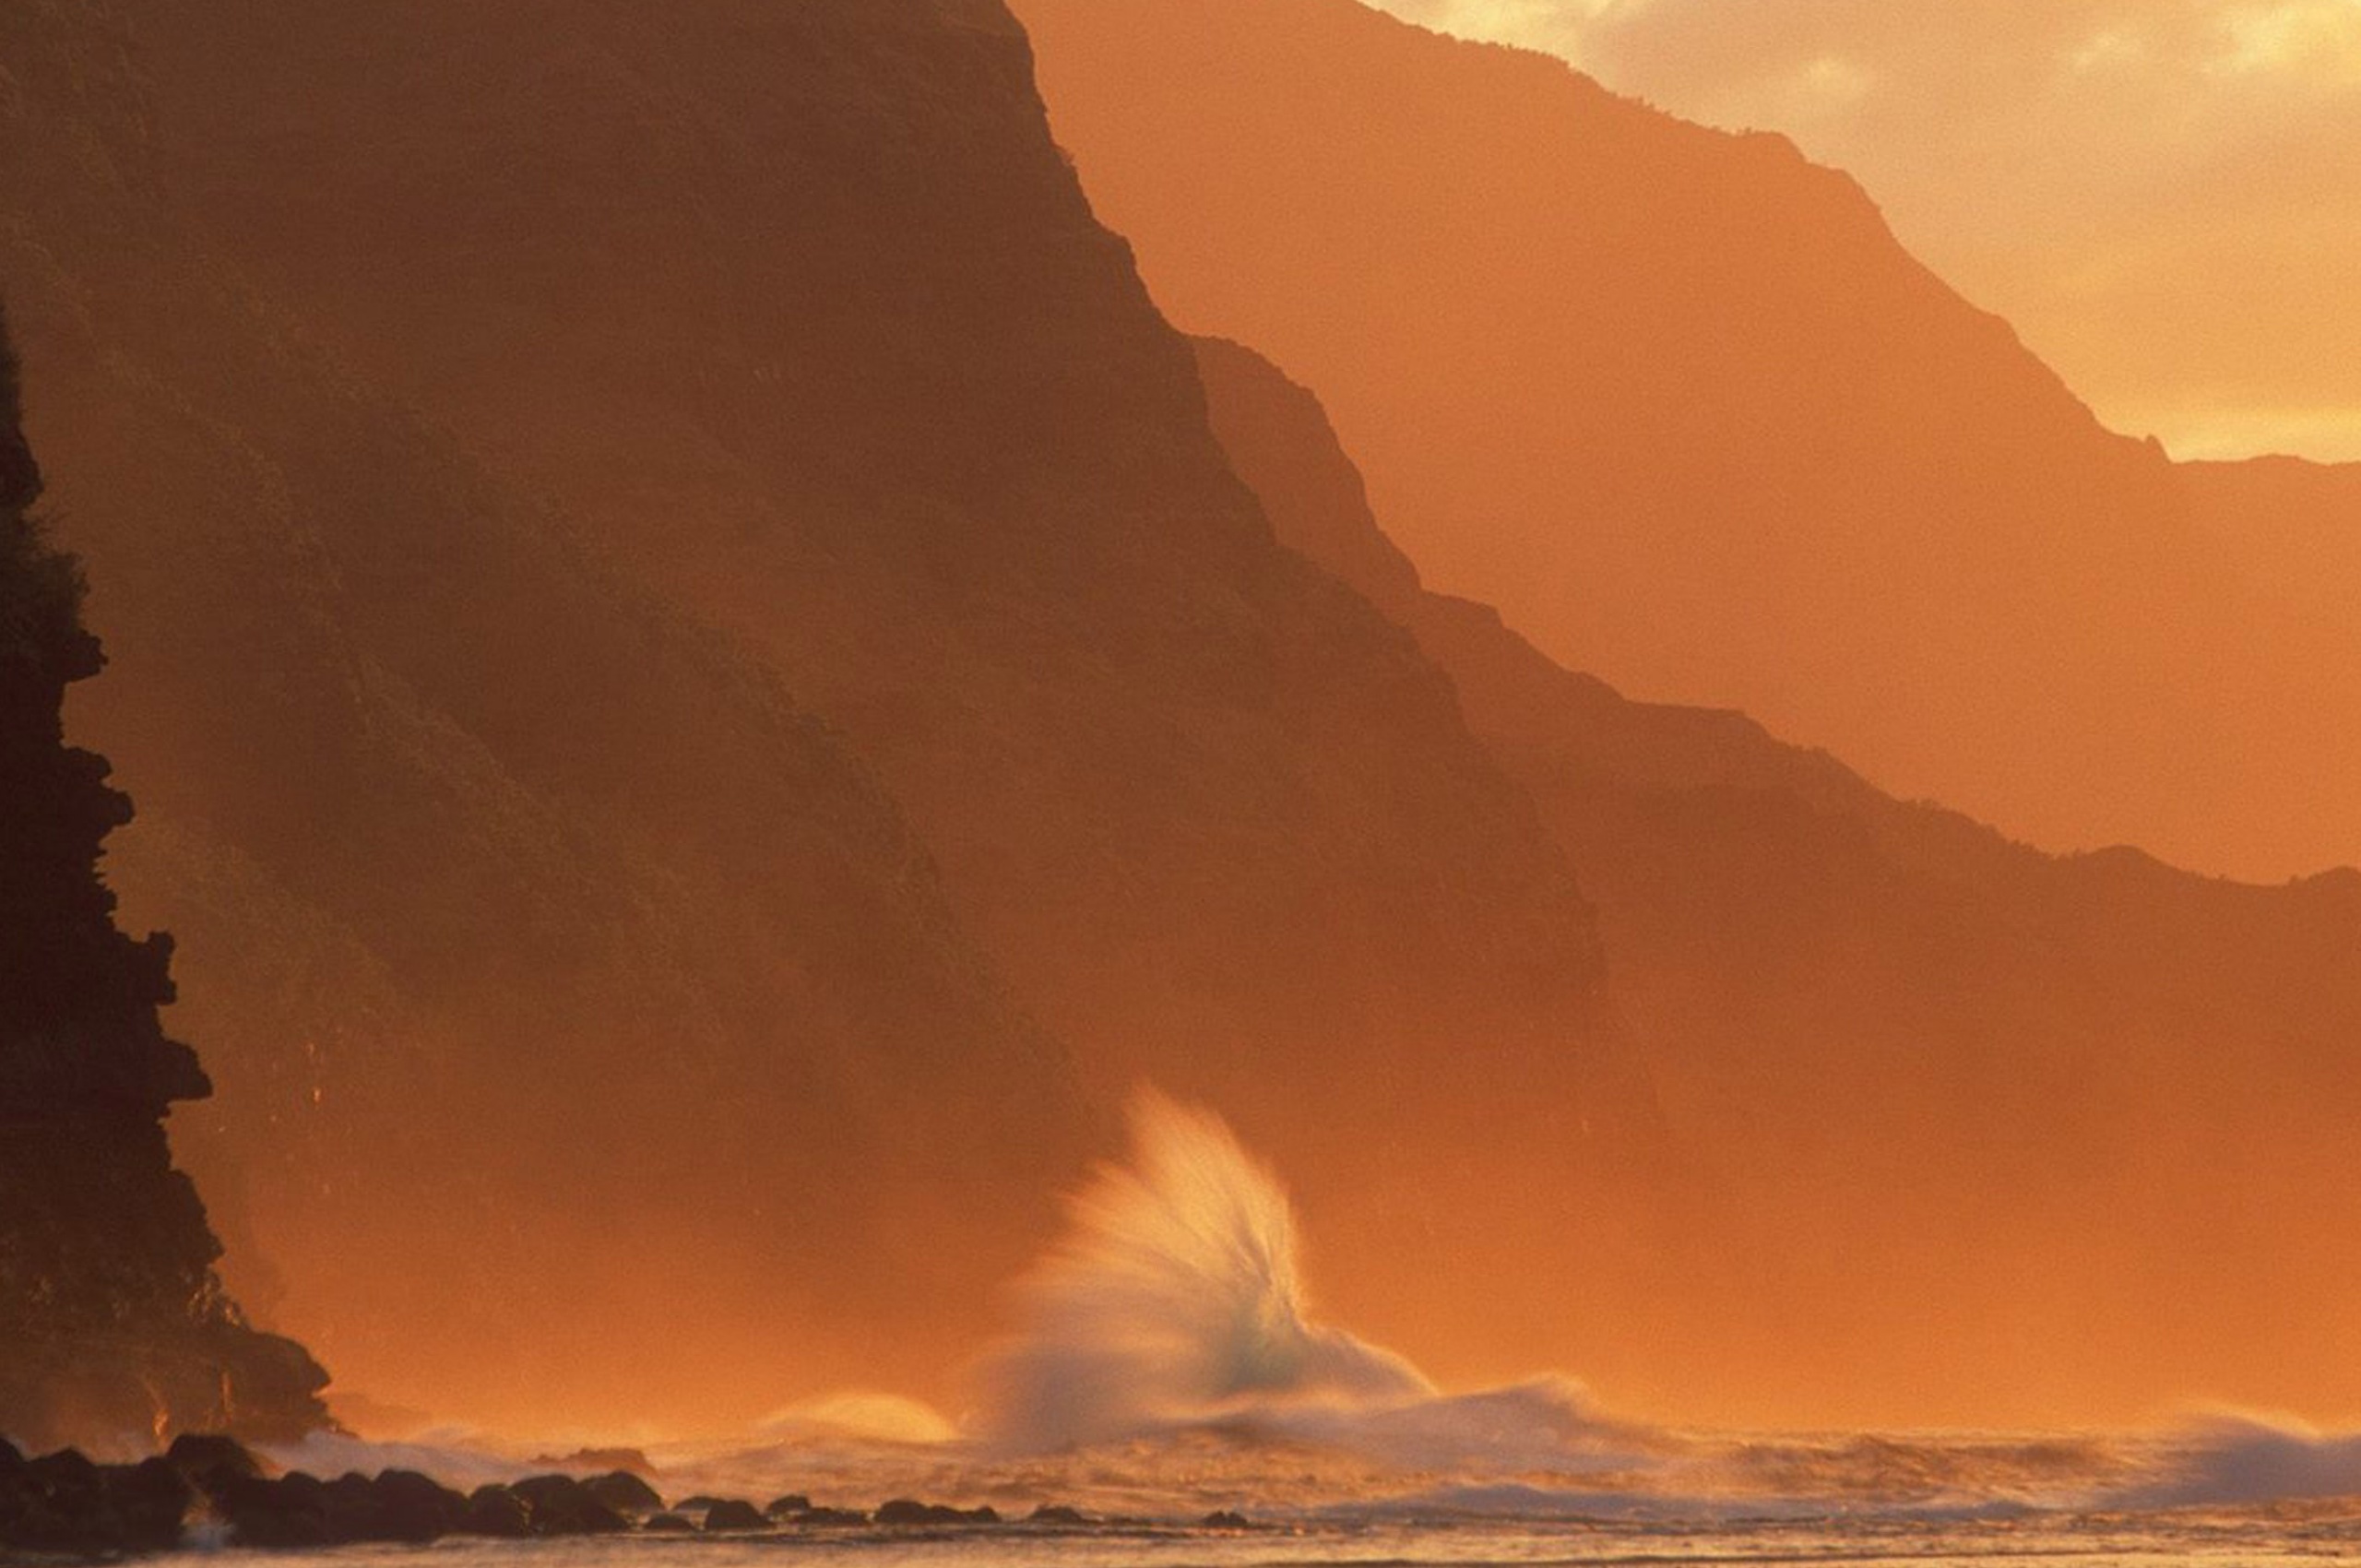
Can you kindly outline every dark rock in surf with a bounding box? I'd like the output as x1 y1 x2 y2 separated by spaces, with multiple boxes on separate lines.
165 1434 263 1492
10 1452 113 1555
108 1457 198 1550
643 1512 697 1532
509 1473 630 1535
374 1469 469 1540
701 1498 770 1532
0 1450 201 1555
791 1505 870 1525
585 1469 664 1515
460 1484 533 1538
0 311 332 1452
27 1449 101 1500
322 1471 392 1540
1203 1510 1252 1528
1029 1504 1089 1526
219 1473 334 1549
765 1492 813 1517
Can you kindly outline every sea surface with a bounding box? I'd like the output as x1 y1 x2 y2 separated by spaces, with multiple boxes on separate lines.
211 1411 2361 1568
170 1502 2361 1568
185 1099 2361 1566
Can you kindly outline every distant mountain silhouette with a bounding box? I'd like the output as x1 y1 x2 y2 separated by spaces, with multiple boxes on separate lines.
0 306 329 1450
1011 0 2361 883
1196 334 2361 1427
3 0 1654 1428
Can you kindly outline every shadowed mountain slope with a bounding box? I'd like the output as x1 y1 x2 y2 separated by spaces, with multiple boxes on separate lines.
1195 335 2361 1427
0 305 329 1452
2 0 1090 1433
1012 0 2361 883
6 0 1655 1420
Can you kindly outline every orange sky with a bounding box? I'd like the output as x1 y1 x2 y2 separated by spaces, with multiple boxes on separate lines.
1376 0 2361 463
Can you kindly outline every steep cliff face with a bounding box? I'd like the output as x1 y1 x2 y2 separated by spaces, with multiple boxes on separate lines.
6 0 1653 1418
2 0 1090 1431
120 0 1621 1103
1195 335 2361 1426
1011 0 2361 884
0 311 328 1453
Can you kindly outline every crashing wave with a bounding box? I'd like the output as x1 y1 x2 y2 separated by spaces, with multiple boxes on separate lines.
979 1089 1432 1450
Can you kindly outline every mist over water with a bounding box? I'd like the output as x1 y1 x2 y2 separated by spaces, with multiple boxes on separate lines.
275 1094 2361 1538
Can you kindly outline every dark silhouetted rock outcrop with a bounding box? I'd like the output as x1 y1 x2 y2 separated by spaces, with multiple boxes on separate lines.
584 1470 664 1515
700 1498 770 1532
369 1470 469 1541
164 1433 264 1492
0 306 329 1453
508 1474 631 1536
0 1447 200 1554
2 1444 658 1552
461 1485 533 1538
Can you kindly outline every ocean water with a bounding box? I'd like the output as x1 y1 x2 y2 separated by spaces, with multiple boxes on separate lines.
219 1098 2361 1565
177 1500 2361 1568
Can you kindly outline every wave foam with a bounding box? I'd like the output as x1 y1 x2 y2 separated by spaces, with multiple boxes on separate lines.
979 1090 1431 1450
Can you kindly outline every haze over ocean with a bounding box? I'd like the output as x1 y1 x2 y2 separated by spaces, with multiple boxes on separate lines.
5 0 2358 1557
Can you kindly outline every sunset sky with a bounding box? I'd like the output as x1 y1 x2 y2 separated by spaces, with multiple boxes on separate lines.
1376 0 2361 463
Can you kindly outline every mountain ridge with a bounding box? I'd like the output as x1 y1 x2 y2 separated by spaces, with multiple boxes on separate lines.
1193 332 2361 1425
1010 0 2361 882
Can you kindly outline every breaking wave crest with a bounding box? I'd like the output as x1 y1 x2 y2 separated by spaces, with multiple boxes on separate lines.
979 1090 1433 1450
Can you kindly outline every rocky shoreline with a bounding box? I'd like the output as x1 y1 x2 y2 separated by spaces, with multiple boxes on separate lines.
0 1434 1253 1556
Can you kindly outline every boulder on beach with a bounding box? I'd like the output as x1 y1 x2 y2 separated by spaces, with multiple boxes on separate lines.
509 1473 631 1535
586 1470 664 1515
26 1450 101 1501
326 1471 399 1540
218 1473 334 1549
0 1448 200 1555
462 1484 534 1538
702 1498 770 1532
110 1458 198 1550
165 1434 264 1491
373 1469 469 1540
